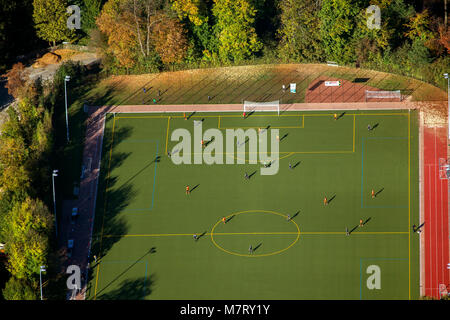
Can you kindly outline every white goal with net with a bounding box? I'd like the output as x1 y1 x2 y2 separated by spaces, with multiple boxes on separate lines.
243 100 280 115
365 90 402 101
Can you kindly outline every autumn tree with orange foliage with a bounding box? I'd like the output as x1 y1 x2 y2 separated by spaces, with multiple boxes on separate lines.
4 63 27 99
96 0 138 69
152 17 188 65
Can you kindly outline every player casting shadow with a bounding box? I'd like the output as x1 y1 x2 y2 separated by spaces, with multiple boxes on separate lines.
225 215 235 223
349 225 359 234
190 184 200 193
413 222 425 233
280 133 289 141
328 194 336 204
253 243 262 252
154 156 161 163
205 137 214 147
187 111 196 120
337 112 346 120
248 171 257 179
363 217 372 226
290 211 300 220
245 110 255 119
375 187 384 197
196 231 207 240
95 247 156 298
292 161 301 169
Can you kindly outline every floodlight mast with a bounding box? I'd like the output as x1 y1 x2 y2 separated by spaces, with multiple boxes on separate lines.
52 170 58 237
64 76 71 142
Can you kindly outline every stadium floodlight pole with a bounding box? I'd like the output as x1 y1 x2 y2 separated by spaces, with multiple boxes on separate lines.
445 73 450 139
52 170 58 237
64 75 71 142
39 265 46 300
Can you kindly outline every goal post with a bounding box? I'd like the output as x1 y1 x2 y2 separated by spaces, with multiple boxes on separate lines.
243 100 280 115
365 90 402 102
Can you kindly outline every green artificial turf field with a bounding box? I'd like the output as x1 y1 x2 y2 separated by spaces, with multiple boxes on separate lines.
87 109 419 300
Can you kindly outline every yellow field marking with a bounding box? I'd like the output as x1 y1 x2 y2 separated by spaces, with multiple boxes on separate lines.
353 114 356 152
103 231 409 238
115 112 409 120
94 115 116 300
408 111 411 300
165 116 170 154
219 126 303 129
210 210 301 257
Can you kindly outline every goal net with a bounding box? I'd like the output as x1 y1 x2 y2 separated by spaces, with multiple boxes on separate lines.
244 100 280 115
365 90 402 101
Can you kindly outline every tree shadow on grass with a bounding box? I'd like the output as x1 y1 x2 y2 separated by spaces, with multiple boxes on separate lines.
97 275 156 300
94 248 156 300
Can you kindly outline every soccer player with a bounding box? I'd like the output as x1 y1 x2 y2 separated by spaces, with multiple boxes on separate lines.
143 88 146 93
243 112 246 119
367 124 372 131
153 98 157 104
193 234 198 241
201 139 205 148
334 113 338 120
244 172 249 180
186 185 190 195
287 214 291 221
412 224 416 233
222 217 227 224
167 151 171 157
324 196 328 206
249 245 253 254
360 219 364 227
184 112 187 120
371 189 375 198
346 227 349 236
289 162 292 169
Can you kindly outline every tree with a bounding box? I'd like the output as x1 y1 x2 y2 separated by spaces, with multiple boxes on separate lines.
4 198 52 280
212 0 262 62
404 9 435 42
277 0 324 62
96 0 138 68
2 277 38 300
171 0 206 26
319 0 362 64
96 0 168 69
33 0 74 46
4 63 27 99
152 17 189 64
171 0 219 61
81 0 103 32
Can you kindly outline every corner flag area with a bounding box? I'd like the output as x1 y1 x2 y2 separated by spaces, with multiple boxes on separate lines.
86 109 419 300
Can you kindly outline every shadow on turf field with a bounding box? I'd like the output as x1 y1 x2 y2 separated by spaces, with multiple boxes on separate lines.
94 247 157 300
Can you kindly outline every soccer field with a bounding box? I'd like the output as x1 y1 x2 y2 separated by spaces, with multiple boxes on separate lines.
86 109 419 300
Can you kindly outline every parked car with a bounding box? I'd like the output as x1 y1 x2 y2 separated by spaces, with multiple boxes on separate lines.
71 207 78 224
67 239 74 258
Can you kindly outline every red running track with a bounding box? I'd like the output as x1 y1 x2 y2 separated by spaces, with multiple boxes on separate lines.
423 126 450 298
